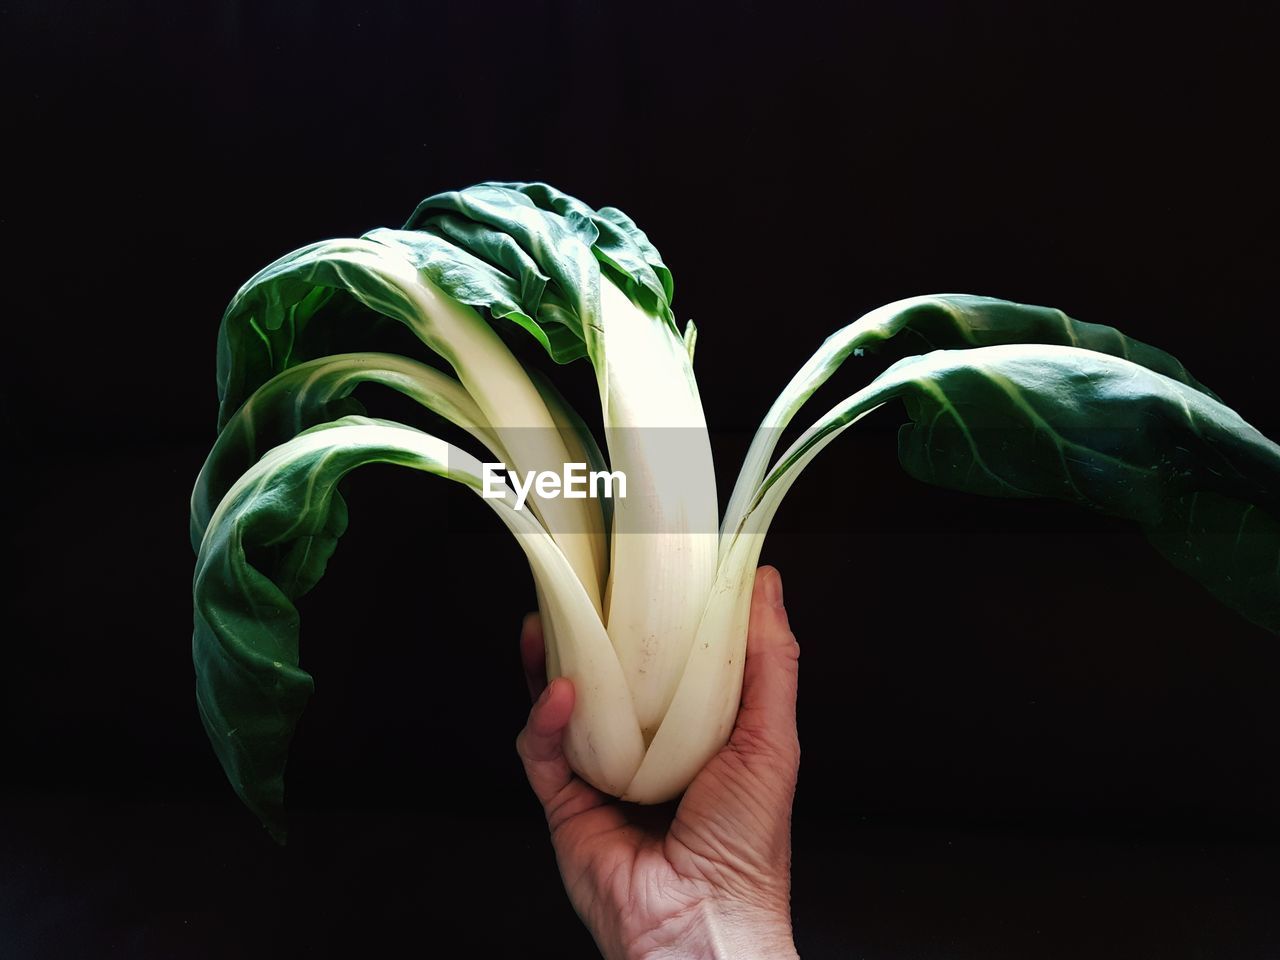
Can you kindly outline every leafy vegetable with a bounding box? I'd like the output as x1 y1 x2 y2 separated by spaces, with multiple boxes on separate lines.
192 182 1280 839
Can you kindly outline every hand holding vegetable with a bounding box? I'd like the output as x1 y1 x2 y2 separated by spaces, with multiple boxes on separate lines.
517 567 801 960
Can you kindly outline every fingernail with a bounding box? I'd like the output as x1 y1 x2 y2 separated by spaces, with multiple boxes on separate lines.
537 679 555 703
764 568 784 608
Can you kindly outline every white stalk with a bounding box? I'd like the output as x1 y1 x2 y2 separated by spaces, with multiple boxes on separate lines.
317 352 514 466
627 385 886 801
623 529 764 802
374 243 608 614
526 554 645 796
469 448 643 796
596 276 719 743
533 579 562 682
720 295 939 557
528 370 612 602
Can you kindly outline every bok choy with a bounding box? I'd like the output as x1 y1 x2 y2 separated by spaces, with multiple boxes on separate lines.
191 182 1280 840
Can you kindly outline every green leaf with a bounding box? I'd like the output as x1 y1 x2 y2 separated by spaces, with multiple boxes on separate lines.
1146 491 1280 631
723 294 1217 547
371 224 588 365
194 414 635 837
194 416 547 841
216 239 420 429
404 183 604 359
892 346 1279 630
593 203 674 306
858 295 1215 398
749 344 1280 632
216 230 579 429
403 182 679 366
368 226 587 364
497 182 674 322
191 352 503 552
888 346 1270 517
217 185 674 434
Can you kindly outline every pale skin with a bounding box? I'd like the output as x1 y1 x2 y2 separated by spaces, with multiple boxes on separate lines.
516 566 802 960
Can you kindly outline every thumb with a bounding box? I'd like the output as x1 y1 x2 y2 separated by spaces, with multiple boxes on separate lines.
732 566 800 765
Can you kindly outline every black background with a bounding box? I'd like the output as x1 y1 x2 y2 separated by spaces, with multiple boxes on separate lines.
3 1 1279 957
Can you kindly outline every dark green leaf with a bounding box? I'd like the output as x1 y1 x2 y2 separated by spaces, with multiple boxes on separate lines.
404 183 603 356
891 345 1279 630
864 294 1217 399
723 294 1216 540
757 344 1280 632
193 417 487 841
404 182 679 364
192 353 495 551
1146 491 1280 631
215 239 419 429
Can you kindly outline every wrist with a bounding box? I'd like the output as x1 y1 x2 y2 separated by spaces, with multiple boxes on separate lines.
628 899 797 960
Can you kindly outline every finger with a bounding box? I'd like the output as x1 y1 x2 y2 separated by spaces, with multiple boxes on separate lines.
515 678 616 838
515 677 579 809
520 612 547 701
733 566 801 759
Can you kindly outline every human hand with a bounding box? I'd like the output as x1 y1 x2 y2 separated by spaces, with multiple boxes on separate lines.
516 566 801 960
